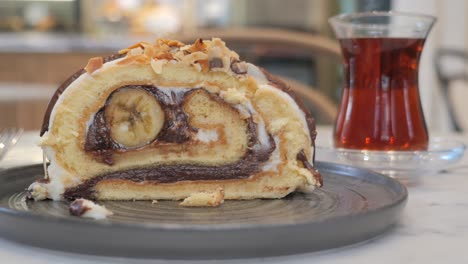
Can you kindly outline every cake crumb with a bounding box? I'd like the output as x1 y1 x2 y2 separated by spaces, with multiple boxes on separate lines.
297 184 316 194
180 188 224 207
268 118 289 135
287 161 316 186
220 88 247 105
69 198 113 220
27 181 48 201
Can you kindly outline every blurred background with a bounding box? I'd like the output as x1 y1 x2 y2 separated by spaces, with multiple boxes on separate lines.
0 0 466 133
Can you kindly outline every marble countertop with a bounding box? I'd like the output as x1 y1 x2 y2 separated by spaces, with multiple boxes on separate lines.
1 127 468 263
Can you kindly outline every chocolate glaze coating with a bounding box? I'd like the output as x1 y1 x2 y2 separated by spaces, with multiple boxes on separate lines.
259 68 318 163
297 149 323 187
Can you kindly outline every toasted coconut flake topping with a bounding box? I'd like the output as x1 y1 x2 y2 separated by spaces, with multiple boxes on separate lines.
84 57 104 74
150 59 168 74
115 38 244 76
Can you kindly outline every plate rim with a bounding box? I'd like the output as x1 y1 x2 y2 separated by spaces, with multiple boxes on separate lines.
0 161 408 231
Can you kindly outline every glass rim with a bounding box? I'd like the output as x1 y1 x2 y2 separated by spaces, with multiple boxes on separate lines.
329 11 437 28
316 137 465 156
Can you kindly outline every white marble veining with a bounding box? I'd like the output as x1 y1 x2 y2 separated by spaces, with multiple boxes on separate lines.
1 127 468 263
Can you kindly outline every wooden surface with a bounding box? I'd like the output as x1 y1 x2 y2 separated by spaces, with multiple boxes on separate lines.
0 53 102 84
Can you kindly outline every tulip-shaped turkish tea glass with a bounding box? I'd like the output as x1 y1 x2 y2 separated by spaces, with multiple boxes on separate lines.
329 12 436 150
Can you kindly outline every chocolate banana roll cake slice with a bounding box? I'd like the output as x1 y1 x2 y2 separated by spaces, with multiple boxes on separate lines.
28 38 322 204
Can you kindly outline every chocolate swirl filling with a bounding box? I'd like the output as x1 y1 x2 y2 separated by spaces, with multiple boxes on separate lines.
65 87 276 199
84 85 199 164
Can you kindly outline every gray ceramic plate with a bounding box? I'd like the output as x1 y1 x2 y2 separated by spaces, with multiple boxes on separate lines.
0 162 407 259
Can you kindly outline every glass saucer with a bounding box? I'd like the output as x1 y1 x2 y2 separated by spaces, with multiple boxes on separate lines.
316 137 465 185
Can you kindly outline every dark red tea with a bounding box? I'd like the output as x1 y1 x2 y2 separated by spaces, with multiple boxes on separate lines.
334 38 429 150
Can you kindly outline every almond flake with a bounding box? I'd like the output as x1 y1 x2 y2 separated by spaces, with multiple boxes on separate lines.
84 57 104 74
151 59 168 74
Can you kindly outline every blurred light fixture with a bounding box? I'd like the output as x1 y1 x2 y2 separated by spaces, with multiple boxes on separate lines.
117 0 141 11
198 0 229 27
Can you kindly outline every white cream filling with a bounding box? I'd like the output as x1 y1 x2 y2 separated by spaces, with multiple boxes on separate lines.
262 136 281 172
156 86 192 96
195 129 219 143
232 98 283 174
43 149 68 200
246 63 268 84
242 100 271 148
28 146 69 200
84 111 97 135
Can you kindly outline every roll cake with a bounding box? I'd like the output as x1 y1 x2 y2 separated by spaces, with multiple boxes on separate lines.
28 38 322 205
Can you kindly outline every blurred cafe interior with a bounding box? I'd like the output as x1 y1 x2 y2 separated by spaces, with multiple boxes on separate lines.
0 0 466 132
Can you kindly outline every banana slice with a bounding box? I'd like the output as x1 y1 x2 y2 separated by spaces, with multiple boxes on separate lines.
105 88 164 148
